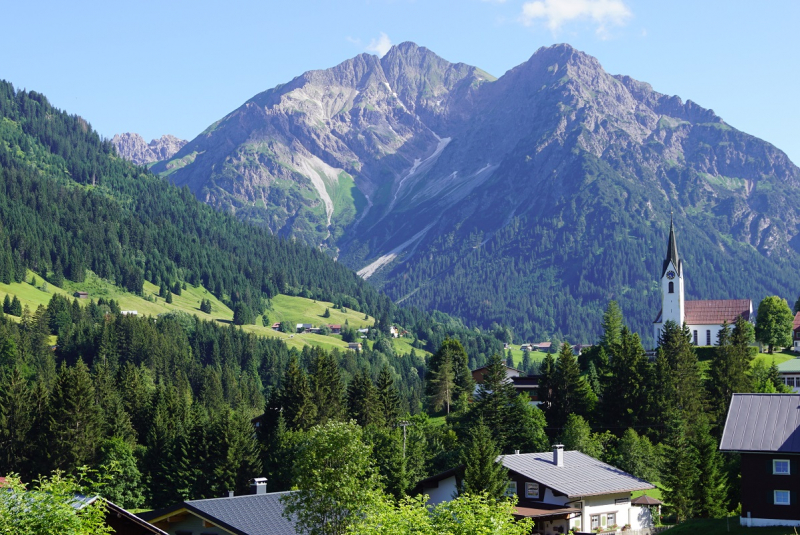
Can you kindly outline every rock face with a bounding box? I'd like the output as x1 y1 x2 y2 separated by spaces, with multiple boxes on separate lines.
152 42 800 342
112 133 187 165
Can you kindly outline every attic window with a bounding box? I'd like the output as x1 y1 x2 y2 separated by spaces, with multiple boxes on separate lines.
525 482 540 499
773 460 790 475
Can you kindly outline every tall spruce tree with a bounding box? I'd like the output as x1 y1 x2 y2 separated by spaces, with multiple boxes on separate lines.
661 416 700 522
546 343 594 432
601 327 649 432
690 418 729 518
427 351 456 414
425 338 472 412
0 366 33 475
47 359 103 473
376 365 401 426
310 348 346 425
348 370 384 428
280 355 317 431
708 317 755 435
460 419 508 500
658 321 703 423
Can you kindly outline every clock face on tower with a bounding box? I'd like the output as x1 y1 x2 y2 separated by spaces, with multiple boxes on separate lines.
666 271 676 280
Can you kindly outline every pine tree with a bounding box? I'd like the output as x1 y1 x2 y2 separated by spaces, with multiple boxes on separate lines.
537 351 556 413
690 418 729 518
10 295 21 316
658 321 703 423
97 437 144 509
661 416 700 522
310 348 346 424
323 307 331 318
559 414 603 458
521 351 532 375
0 366 33 475
425 339 473 411
280 355 317 430
376 365 401 426
348 370 384 427
506 351 514 368
165 291 173 304
708 318 755 435
599 300 624 349
47 360 104 472
461 419 508 500
427 351 456 414
2 294 10 314
546 343 594 431
172 281 182 296
601 327 648 431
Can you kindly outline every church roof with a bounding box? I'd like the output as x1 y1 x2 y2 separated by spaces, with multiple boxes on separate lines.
685 299 751 324
661 217 682 277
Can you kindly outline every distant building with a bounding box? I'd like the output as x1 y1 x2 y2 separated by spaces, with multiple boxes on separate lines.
778 358 800 393
792 312 800 353
720 394 800 527
140 479 297 535
347 342 362 351
653 218 753 347
533 342 553 353
120 310 138 316
471 364 540 404
414 446 656 533
295 323 312 333
271 322 281 331
389 325 399 338
72 495 166 535
73 291 88 299
328 324 342 334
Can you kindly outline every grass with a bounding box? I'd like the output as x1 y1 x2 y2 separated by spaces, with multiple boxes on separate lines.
662 518 798 534
632 481 665 502
502 346 551 368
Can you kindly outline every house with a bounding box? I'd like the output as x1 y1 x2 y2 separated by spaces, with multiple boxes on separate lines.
72 495 167 535
792 312 800 353
653 219 752 347
271 322 281 331
357 328 369 334
121 310 138 316
295 323 312 333
139 479 297 535
472 364 540 404
777 358 800 393
347 342 362 351
74 291 88 299
720 393 800 527
520 343 533 352
533 342 553 353
328 324 342 334
414 446 656 534
389 325 399 338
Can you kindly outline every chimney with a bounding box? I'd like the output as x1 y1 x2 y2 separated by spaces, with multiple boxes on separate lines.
227 490 234 498
514 450 520 455
250 477 268 495
553 444 564 467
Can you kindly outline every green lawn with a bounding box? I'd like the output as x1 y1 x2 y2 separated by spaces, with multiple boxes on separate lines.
662 518 798 535
632 481 664 502
504 347 551 368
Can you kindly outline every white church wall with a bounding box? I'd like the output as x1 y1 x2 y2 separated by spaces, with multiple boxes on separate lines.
687 324 723 346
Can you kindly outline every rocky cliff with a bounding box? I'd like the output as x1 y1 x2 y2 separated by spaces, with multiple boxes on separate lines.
112 133 187 165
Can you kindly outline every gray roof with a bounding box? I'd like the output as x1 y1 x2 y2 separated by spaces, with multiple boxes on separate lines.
500 451 654 498
778 358 800 373
141 491 297 535
720 393 800 453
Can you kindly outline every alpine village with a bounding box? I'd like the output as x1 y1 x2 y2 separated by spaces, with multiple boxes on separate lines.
2 10 800 535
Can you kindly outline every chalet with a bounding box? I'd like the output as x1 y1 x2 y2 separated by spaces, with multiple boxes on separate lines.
720 394 800 527
792 312 800 353
778 358 800 393
328 324 342 334
271 322 281 331
415 446 656 534
472 364 540 404
74 291 88 299
357 328 369 334
295 323 312 333
139 479 297 535
520 344 533 352
72 495 167 535
347 342 362 351
389 325 399 338
533 342 553 353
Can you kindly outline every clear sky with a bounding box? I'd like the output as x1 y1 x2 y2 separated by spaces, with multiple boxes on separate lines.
3 1 799 164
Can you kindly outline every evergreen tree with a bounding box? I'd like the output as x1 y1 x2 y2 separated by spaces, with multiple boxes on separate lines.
165 291 173 304
0 366 33 476
505 351 514 368
559 414 603 458
546 343 594 431
658 321 703 423
794 295 800 315
47 359 104 472
172 281 182 296
599 301 624 349
460 419 508 500
376 365 401 426
521 351 531 375
690 419 729 518
210 409 263 497
348 370 384 428
425 339 472 413
310 348 346 424
537 351 555 414
661 417 699 522
97 437 144 509
280 356 317 430
601 327 648 432
708 318 755 435
2 294 10 314
613 428 658 483
366 427 410 499
755 296 794 353
323 307 331 318
10 295 21 316
427 351 455 414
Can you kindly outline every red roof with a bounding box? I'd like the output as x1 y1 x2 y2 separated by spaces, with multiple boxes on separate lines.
684 299 751 325
328 324 342 329
793 312 800 332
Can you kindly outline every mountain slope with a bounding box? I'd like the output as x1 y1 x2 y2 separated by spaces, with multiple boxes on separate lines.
112 132 187 165
154 43 800 344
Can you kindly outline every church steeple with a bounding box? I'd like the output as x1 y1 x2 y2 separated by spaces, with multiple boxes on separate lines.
662 215 681 277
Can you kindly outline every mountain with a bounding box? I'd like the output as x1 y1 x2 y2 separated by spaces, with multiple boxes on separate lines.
153 43 800 344
112 132 187 165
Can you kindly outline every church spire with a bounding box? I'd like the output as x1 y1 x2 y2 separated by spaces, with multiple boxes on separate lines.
662 215 681 277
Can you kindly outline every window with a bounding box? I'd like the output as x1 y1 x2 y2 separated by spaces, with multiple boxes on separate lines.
668 281 674 294
525 482 540 498
607 513 616 527
773 460 790 475
505 481 517 497
706 330 711 346
786 377 796 387
693 330 698 345
774 490 790 505
591 515 600 530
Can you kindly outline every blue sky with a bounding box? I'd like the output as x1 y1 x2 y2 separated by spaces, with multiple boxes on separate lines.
3 1 799 164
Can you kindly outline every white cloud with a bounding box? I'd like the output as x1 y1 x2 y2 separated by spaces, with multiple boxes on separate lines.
520 0 632 36
366 32 393 57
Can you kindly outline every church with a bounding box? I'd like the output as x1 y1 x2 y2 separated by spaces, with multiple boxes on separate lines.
653 219 753 347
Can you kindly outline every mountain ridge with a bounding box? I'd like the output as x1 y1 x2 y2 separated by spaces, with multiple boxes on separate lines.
112 132 187 165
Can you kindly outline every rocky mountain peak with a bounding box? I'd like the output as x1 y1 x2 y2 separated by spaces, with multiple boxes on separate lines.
112 133 187 166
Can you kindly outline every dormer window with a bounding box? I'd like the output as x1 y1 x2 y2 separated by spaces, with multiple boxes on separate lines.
668 281 674 294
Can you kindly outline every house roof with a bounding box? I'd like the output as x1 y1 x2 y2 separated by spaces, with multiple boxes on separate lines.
500 451 654 498
72 496 167 535
720 394 800 453
140 492 297 535
514 503 581 519
794 311 800 331
778 359 800 373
